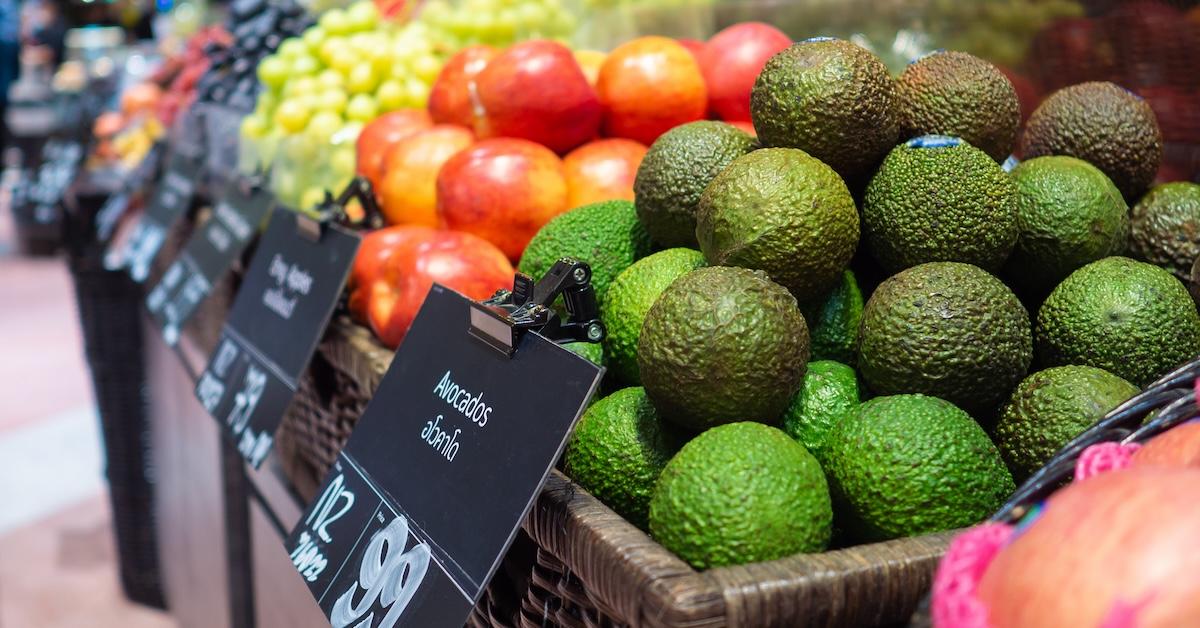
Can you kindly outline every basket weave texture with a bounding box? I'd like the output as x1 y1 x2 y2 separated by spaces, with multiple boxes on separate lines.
277 318 956 628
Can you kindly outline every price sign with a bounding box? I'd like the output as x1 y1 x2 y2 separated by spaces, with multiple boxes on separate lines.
194 209 359 468
285 286 603 627
146 177 274 346
96 143 163 244
113 151 202 283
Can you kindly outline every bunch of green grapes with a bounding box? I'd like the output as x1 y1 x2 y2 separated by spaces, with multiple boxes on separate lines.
418 0 579 48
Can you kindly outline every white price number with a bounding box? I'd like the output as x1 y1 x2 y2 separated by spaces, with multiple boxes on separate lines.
330 514 430 628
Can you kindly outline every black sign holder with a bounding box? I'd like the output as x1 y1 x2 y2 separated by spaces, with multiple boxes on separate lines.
285 259 605 628
145 171 275 346
193 178 382 468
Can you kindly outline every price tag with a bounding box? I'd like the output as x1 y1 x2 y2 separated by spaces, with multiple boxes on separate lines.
194 209 359 468
146 177 274 346
96 144 163 243
285 286 603 627
113 151 202 283
16 140 82 226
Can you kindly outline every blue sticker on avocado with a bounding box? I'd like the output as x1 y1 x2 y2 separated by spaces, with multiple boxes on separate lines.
1002 155 1020 172
908 48 946 64
906 135 961 149
803 36 837 43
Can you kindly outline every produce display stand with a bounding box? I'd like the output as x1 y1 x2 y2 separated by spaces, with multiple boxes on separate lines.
277 319 955 628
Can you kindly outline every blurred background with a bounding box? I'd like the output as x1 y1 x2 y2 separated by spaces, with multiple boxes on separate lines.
0 0 1198 626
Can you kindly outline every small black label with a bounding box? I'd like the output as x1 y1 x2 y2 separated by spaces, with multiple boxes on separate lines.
285 286 603 627
146 177 274 346
12 140 83 226
117 151 202 283
194 209 359 468
96 144 163 243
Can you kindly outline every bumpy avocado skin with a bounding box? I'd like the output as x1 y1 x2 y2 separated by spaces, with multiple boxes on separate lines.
781 360 860 467
896 50 1021 162
857 262 1032 415
825 394 1014 543
565 387 685 530
697 148 860 302
1019 81 1163 200
600 248 707 385
863 139 1018 273
1130 182 1200 283
1036 256 1200 387
993 366 1138 481
638 266 810 431
1003 156 1129 295
750 39 899 182
633 121 757 248
649 422 832 569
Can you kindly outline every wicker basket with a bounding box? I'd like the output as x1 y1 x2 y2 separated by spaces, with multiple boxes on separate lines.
277 317 956 628
62 178 167 610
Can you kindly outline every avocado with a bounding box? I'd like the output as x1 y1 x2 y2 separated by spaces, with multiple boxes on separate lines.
564 387 684 530
896 50 1020 162
518 200 651 304
802 270 864 365
600 248 707 385
1036 256 1200 386
633 121 756 248
1003 156 1129 296
994 366 1139 481
825 394 1014 543
649 422 832 569
638 266 809 431
1019 81 1163 200
858 262 1032 415
1130 182 1200 283
750 38 899 182
781 360 860 467
863 136 1018 273
696 147 860 302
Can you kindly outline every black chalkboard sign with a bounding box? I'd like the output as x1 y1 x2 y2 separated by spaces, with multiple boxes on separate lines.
114 151 203 283
95 143 163 244
146 177 273 346
194 209 359 468
285 285 603 627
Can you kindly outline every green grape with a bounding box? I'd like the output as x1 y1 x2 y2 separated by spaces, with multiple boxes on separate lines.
346 94 379 122
412 54 442 83
274 100 311 134
257 55 289 90
306 110 345 145
316 69 344 89
315 90 348 113
376 79 406 111
291 55 321 77
346 1 380 33
346 64 380 95
301 26 326 53
277 38 307 60
319 9 353 37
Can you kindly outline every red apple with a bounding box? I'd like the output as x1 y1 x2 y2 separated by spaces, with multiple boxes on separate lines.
348 226 428 323
436 138 568 260
356 109 433 190
474 40 602 153
428 44 497 128
699 22 792 122
365 227 514 348
376 124 475 227
563 138 646 207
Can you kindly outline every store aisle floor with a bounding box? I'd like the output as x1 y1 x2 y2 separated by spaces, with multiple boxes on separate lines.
0 215 176 627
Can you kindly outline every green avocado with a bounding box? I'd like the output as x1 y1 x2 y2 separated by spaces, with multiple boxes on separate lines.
600 248 707 385
825 394 1014 543
1019 81 1163 200
1002 156 1129 297
638 266 809 431
802 270 864 365
1130 182 1200 283
863 136 1018 273
518 199 652 304
1036 256 1200 386
564 387 685 530
896 50 1020 162
696 147 860 302
750 38 899 182
781 360 860 467
993 366 1139 481
633 121 756 248
649 422 832 569
858 262 1032 415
